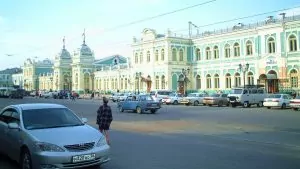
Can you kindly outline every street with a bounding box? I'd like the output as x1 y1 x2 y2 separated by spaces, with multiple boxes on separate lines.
1 97 300 169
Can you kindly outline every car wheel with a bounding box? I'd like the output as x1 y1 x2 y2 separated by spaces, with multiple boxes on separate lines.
20 148 32 169
136 106 142 114
267 107 271 109
293 108 298 111
257 101 263 107
150 109 157 114
243 101 249 108
173 100 178 105
119 107 124 112
193 101 199 106
218 101 223 107
281 103 286 109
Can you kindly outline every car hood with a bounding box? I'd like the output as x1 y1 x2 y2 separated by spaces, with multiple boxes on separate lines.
26 125 101 145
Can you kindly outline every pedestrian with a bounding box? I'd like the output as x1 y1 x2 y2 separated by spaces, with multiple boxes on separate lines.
96 97 113 145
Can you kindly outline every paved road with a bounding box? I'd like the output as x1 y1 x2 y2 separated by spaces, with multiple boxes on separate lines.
1 97 300 169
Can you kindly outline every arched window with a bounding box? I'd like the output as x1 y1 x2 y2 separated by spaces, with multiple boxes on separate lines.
224 44 230 58
161 49 165 61
290 69 298 88
196 75 201 89
155 76 159 89
246 41 253 55
213 46 219 59
172 48 177 61
179 49 184 61
234 43 240 57
289 35 298 52
268 37 276 53
195 48 201 61
147 51 150 62
234 73 241 87
161 75 166 89
135 53 138 63
247 72 254 85
214 74 220 89
206 74 211 89
139 52 143 63
155 50 159 61
124 78 128 89
225 73 231 88
206 47 211 60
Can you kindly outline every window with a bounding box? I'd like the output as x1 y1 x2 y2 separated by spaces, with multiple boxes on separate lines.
213 46 219 59
247 72 254 85
172 48 177 61
179 49 184 61
124 78 128 89
196 75 201 89
135 53 138 63
268 37 276 53
225 73 231 88
214 74 220 89
155 50 159 61
234 73 241 87
161 49 165 61
206 74 211 89
224 44 230 58
195 48 201 61
206 47 211 60
246 41 253 55
289 35 297 52
155 76 159 89
290 69 298 88
139 52 143 63
161 75 166 89
147 51 150 62
234 43 240 57
120 78 123 89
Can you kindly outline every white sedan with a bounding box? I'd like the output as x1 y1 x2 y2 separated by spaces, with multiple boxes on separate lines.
263 94 292 109
0 103 110 169
289 96 300 111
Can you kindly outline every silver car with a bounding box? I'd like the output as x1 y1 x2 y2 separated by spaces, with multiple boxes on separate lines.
0 103 110 169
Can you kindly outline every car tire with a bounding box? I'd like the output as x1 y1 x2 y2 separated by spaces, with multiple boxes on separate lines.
281 103 286 109
293 108 298 111
150 109 157 114
218 101 223 107
257 101 263 107
243 101 249 108
136 106 142 114
193 101 199 106
173 100 178 105
119 107 124 112
20 148 32 169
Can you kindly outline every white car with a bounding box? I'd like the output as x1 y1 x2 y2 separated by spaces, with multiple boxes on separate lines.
288 96 300 111
162 93 184 105
263 94 292 109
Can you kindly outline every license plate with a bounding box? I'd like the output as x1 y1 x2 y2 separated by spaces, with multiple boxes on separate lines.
72 154 96 163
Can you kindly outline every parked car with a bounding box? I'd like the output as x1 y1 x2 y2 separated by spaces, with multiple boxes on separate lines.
290 96 300 111
263 94 292 109
150 90 173 103
117 93 133 102
179 93 208 106
118 94 161 114
228 85 267 108
162 93 184 105
203 93 229 107
0 103 110 169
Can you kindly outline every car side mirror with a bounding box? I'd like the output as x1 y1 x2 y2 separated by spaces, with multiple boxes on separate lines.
81 118 88 124
8 123 20 129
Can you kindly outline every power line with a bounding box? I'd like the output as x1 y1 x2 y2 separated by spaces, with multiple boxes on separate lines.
5 0 216 56
173 5 300 33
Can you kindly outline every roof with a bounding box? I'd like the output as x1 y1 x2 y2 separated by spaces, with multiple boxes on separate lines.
12 103 66 110
0 68 22 74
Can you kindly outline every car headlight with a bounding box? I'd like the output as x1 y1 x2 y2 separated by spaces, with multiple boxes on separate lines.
34 142 65 152
96 136 107 147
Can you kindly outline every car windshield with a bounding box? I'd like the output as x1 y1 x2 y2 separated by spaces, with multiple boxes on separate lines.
22 108 84 130
267 94 281 98
169 93 176 97
296 96 300 99
187 93 196 97
210 94 220 97
230 89 243 94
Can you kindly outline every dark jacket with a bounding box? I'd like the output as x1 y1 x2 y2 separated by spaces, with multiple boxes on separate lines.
96 104 113 128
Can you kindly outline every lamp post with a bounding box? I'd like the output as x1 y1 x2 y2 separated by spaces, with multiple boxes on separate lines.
238 63 249 88
135 72 141 94
49 77 53 91
182 68 190 96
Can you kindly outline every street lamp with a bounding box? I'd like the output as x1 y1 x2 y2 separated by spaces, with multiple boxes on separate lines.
181 68 190 96
238 63 250 88
49 77 53 91
135 72 142 94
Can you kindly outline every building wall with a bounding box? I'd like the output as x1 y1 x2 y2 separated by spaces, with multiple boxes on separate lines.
12 73 23 88
0 74 13 87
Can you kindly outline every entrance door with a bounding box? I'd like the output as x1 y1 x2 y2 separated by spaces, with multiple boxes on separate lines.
267 79 279 93
146 81 152 93
178 81 184 94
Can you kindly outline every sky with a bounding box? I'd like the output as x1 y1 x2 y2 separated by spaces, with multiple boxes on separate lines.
0 0 300 69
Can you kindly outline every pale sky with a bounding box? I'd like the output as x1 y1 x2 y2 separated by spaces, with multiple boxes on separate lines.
0 0 300 69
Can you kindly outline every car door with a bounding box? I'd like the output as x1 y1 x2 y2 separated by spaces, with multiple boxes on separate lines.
6 108 22 160
0 109 13 154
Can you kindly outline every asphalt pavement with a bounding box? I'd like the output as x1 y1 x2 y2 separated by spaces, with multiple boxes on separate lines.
1 97 300 169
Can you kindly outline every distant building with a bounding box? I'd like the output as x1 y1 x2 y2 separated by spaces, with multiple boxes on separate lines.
0 67 22 87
